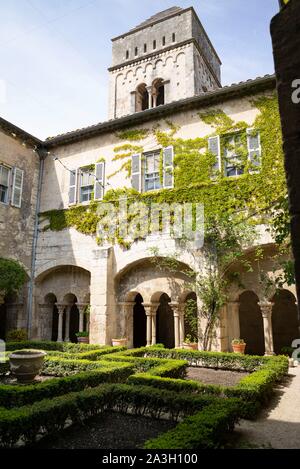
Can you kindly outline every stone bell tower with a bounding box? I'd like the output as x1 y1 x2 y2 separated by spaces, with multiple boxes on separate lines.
108 6 222 119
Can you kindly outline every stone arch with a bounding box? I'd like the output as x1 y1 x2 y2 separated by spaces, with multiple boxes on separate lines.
133 293 146 348
152 78 165 107
35 264 90 342
272 289 299 354
135 83 149 112
154 292 174 348
239 291 265 355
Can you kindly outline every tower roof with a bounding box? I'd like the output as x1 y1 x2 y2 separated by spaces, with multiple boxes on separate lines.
112 6 185 41
130 7 183 32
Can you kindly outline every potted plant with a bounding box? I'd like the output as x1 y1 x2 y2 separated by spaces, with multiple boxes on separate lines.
76 331 89 344
232 338 246 354
182 334 198 350
112 337 127 347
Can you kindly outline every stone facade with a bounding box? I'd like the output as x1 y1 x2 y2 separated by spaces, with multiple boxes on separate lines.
0 6 298 354
0 128 40 334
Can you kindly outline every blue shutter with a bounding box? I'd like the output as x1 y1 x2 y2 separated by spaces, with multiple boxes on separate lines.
163 146 174 188
68 169 77 205
11 167 24 208
131 153 142 191
94 162 105 200
247 128 261 173
208 136 221 172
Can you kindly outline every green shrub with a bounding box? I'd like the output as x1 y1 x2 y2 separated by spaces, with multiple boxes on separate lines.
0 384 225 448
6 329 28 342
144 399 240 449
5 341 107 352
0 363 134 409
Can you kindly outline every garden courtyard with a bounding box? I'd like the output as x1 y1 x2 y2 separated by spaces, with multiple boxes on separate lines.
0 340 296 449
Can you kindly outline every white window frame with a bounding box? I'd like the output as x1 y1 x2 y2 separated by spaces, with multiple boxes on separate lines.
0 164 11 205
144 150 162 193
79 167 95 204
223 132 244 178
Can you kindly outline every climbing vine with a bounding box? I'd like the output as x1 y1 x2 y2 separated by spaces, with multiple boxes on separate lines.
40 94 289 252
0 258 27 297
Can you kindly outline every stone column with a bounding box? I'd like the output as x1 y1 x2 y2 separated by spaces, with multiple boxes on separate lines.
143 304 152 347
56 304 65 343
258 301 275 356
64 305 71 342
118 302 135 347
38 304 53 340
170 303 180 349
179 305 185 348
150 303 159 346
227 301 240 351
78 304 86 333
146 86 153 109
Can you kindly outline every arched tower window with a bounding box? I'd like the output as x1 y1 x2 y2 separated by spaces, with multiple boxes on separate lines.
152 78 165 107
135 83 149 112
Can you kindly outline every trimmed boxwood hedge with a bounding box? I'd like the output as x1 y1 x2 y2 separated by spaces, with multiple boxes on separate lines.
5 341 105 352
0 362 134 409
0 384 237 448
144 399 240 449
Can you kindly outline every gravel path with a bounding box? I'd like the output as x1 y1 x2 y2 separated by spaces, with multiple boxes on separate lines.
186 367 249 387
33 411 175 449
235 366 300 448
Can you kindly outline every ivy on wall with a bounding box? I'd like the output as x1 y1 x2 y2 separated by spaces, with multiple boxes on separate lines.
40 94 288 249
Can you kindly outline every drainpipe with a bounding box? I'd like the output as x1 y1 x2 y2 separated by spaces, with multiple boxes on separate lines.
26 146 47 338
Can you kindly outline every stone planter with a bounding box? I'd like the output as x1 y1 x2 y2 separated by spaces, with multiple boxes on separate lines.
232 343 246 354
9 350 47 383
182 342 198 350
112 338 127 347
77 337 89 344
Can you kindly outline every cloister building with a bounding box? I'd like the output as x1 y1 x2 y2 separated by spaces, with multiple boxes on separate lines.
0 7 298 355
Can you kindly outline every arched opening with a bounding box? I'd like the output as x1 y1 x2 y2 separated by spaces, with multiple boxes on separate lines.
272 290 299 354
152 78 165 107
44 293 58 342
156 293 174 348
0 301 7 340
63 294 79 344
184 292 198 342
239 291 265 355
135 83 149 112
133 294 146 347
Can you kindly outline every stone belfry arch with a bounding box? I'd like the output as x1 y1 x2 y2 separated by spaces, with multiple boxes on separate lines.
108 6 222 119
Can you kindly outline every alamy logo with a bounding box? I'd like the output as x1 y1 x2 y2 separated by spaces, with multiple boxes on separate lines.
292 338 300 363
96 198 204 248
291 79 300 104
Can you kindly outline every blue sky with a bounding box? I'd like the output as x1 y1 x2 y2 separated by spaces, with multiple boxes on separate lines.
0 0 279 139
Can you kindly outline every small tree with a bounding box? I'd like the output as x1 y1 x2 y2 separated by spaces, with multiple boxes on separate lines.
150 212 257 350
0 258 27 298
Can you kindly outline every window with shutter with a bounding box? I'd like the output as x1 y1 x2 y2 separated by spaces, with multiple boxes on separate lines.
79 168 94 203
163 146 174 189
247 129 261 173
11 167 23 208
69 169 77 205
144 151 161 192
224 134 244 177
94 162 105 200
208 136 221 172
0 165 11 204
131 153 142 192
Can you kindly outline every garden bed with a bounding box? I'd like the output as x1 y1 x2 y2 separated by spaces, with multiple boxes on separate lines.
186 367 249 387
32 411 175 449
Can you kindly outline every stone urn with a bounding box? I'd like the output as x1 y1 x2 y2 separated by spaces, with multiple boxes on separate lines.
9 350 47 383
112 338 127 347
